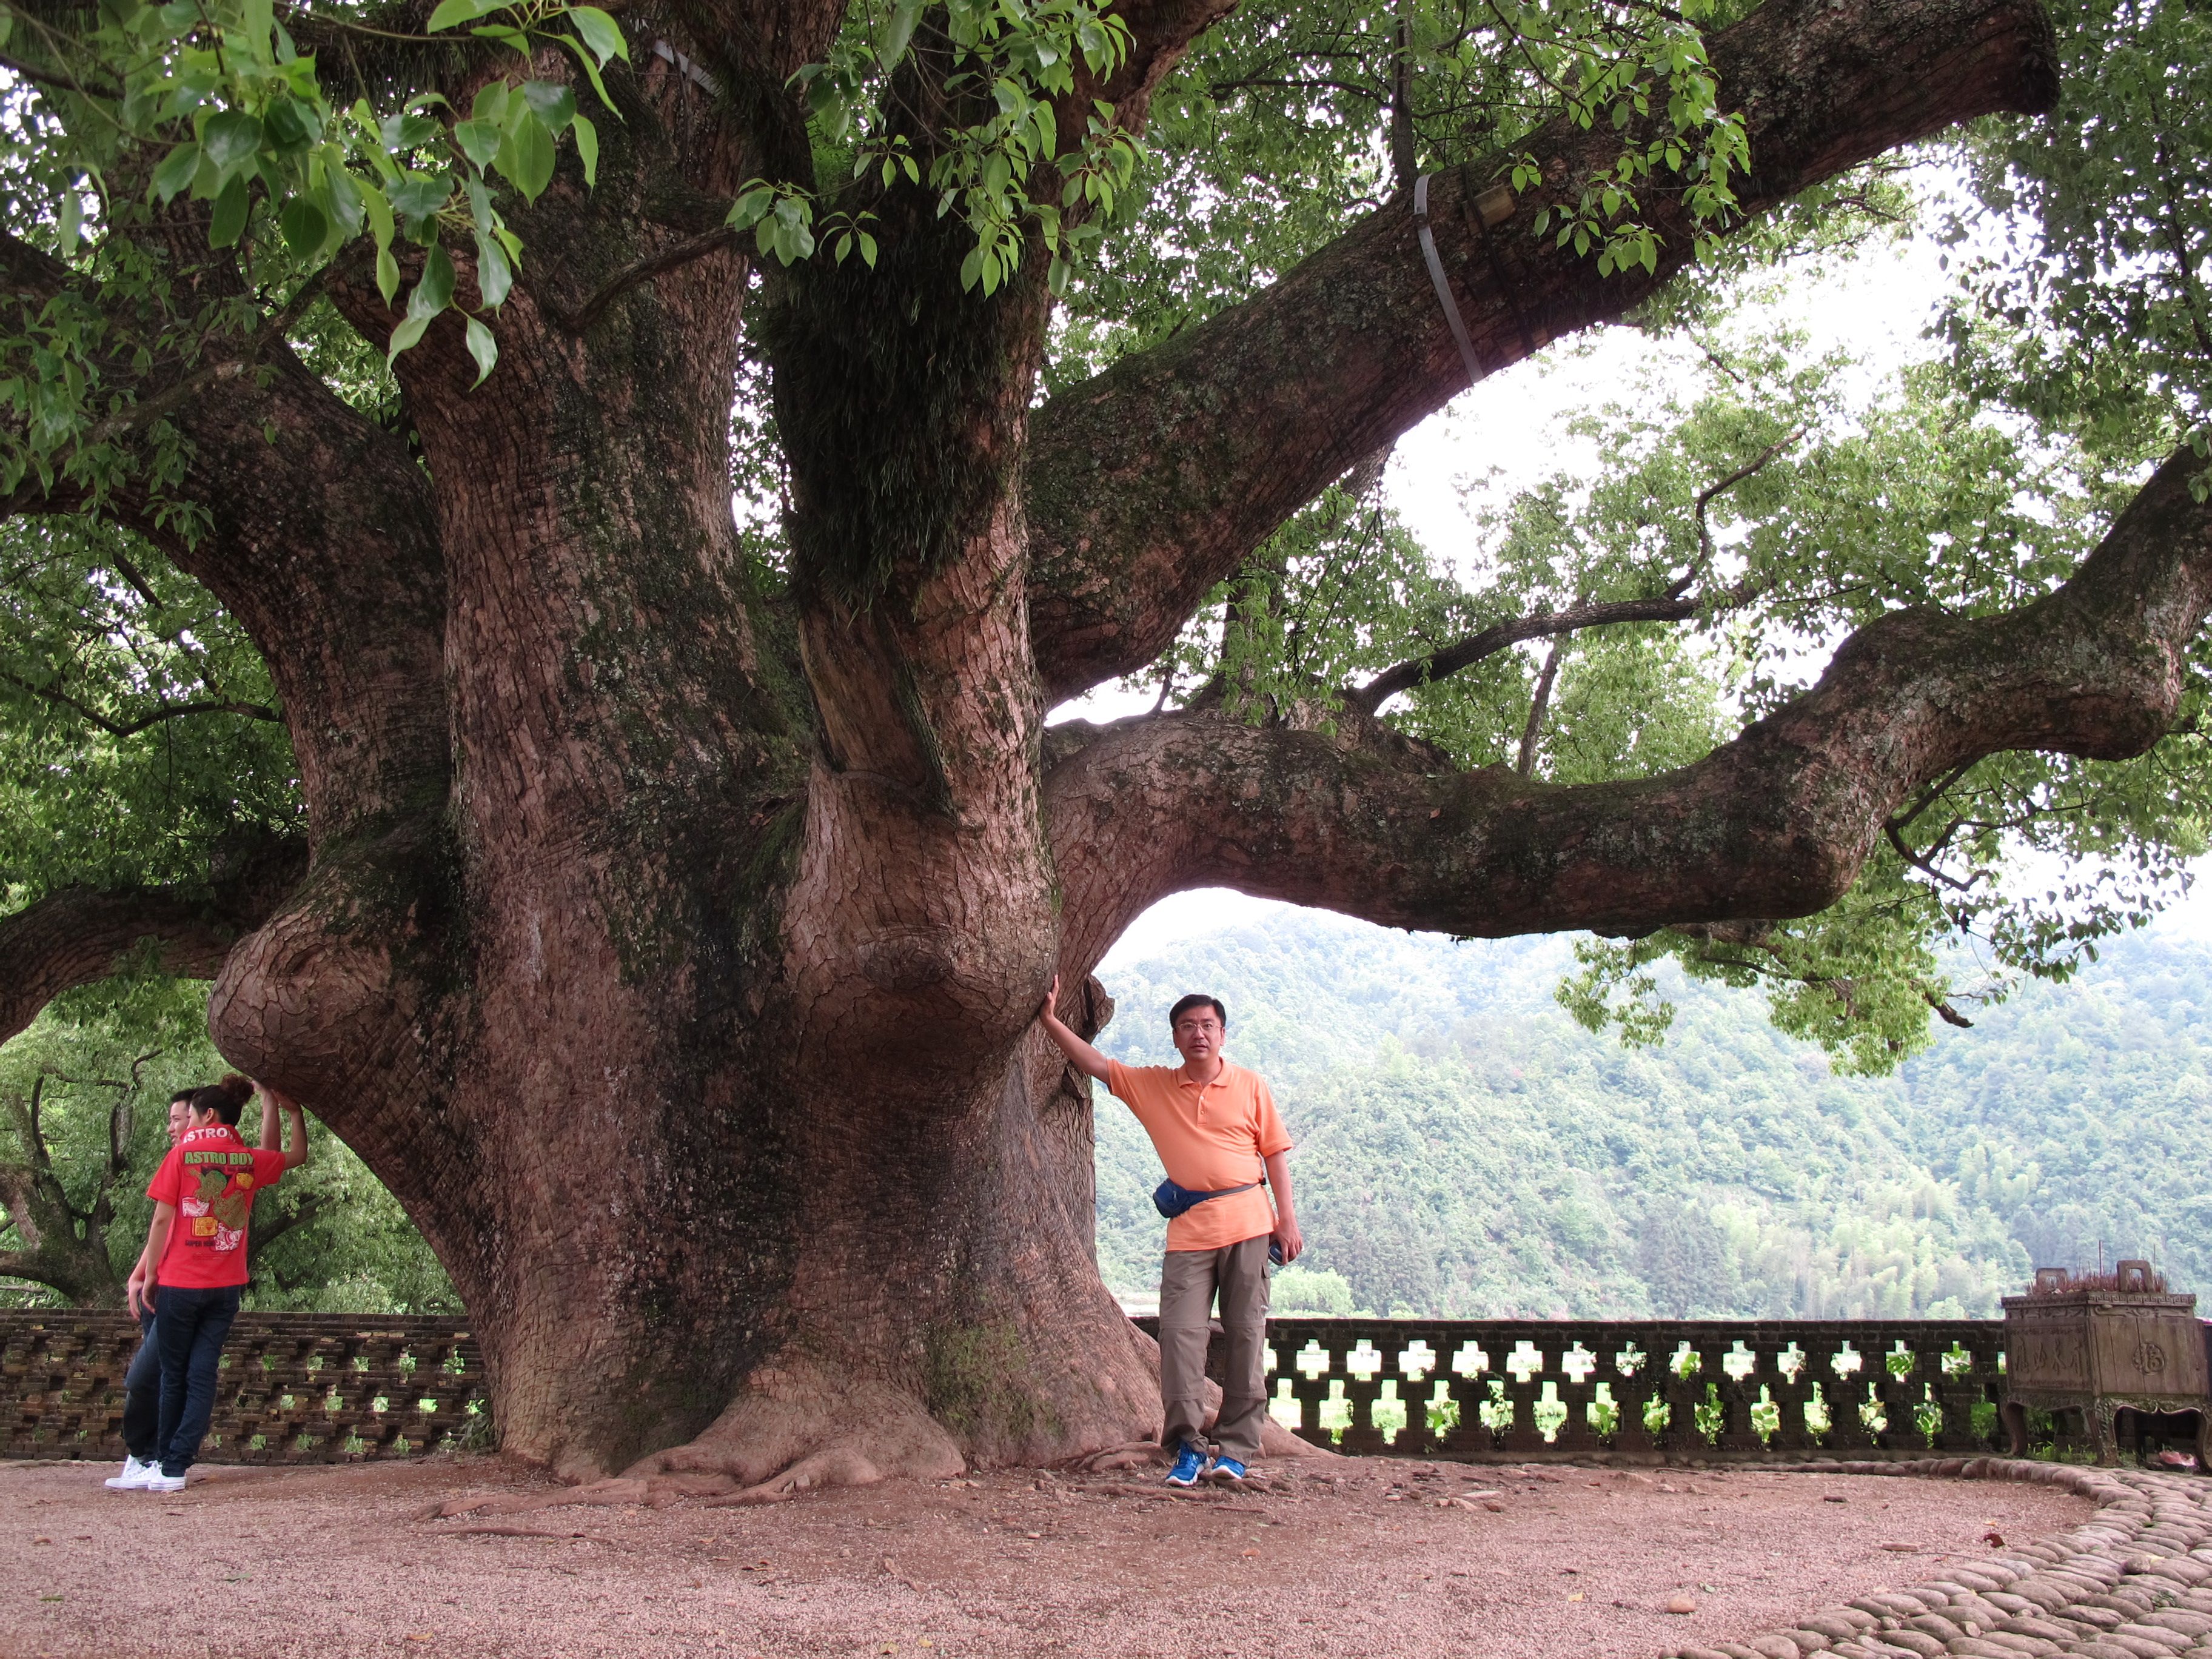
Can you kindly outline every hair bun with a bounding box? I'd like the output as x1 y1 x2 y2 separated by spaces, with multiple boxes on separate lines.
216 1072 256 1105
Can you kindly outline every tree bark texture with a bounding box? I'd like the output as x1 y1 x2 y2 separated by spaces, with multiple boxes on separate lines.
8 0 2189 1493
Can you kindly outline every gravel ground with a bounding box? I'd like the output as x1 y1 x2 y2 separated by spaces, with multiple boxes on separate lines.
2 1455 2093 1659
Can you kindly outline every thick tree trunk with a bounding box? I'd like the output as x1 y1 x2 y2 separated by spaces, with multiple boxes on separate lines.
195 59 1173 1484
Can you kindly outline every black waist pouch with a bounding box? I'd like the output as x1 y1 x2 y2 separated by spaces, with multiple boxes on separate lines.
1152 1178 1259 1219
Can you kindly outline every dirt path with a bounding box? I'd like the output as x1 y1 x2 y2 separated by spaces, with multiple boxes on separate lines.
2 1455 2091 1659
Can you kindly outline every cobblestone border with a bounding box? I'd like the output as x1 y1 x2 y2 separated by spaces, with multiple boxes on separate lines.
1664 1458 2212 1659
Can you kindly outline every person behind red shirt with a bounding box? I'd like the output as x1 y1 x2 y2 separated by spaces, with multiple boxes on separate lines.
102 1089 195 1492
127 1074 310 1492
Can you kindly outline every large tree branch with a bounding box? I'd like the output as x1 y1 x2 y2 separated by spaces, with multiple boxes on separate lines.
1023 0 2060 702
2 227 452 841
1045 444 2210 968
0 832 308 1048
0 667 283 736
1349 592 1715 713
246 1189 326 1270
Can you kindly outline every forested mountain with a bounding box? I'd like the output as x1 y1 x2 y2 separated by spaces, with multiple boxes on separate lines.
1092 912 2212 1320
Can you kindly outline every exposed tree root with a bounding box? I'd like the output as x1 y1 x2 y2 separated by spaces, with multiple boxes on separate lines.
429 1347 1332 1520
617 1365 969 1506
1073 1441 1172 1473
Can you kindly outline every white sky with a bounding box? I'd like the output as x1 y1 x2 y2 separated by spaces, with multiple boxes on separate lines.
1064 186 2212 969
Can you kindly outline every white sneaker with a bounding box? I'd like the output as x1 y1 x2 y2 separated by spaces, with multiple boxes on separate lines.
103 1456 157 1491
142 1471 187 1493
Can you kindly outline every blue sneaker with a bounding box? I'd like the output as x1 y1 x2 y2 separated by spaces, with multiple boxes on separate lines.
1208 1456 1248 1485
1164 1443 1209 1487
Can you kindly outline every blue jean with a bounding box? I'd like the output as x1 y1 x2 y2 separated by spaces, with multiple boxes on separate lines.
121 1301 159 1461
154 1284 242 1476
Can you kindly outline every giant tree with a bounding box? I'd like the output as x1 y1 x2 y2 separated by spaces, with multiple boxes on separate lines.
2 0 2204 1496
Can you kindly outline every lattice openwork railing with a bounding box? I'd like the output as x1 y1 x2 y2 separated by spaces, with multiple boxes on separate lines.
3 1311 2029 1467
1138 1316 2012 1461
0 1310 486 1464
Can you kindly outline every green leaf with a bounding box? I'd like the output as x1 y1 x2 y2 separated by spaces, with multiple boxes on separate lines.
386 312 431 362
376 244 401 306
164 69 220 122
151 142 201 205
473 229 512 307
262 98 317 152
278 197 328 258
209 173 250 247
454 119 503 170
464 317 498 386
407 244 456 319
241 0 274 57
521 80 577 134
388 172 453 224
360 180 394 249
381 112 443 155
324 167 366 237
565 6 629 65
571 113 598 186
56 186 81 256
471 81 513 127
561 37 619 115
726 184 775 229
879 0 923 69
201 110 264 173
495 113 555 201
857 229 877 269
426 0 502 32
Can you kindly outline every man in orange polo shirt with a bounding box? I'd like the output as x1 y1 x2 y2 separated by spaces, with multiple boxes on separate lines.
1039 976 1301 1486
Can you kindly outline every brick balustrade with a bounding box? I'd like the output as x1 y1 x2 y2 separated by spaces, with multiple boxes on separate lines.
0 1310 485 1464
8 1309 2202 1467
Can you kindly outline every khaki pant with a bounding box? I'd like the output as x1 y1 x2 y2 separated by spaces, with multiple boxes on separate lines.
1158 1236 1271 1462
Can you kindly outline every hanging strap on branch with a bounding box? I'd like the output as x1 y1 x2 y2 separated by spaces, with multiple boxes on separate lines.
1413 173 1486 392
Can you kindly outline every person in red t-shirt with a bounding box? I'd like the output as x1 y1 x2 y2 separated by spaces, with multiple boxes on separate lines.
107 1084 304 1490
128 1074 310 1492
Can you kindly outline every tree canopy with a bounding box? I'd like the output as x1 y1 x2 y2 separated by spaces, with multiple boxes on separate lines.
2 0 2202 1068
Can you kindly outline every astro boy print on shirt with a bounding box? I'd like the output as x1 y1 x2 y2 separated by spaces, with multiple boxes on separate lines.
147 1126 287 1287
